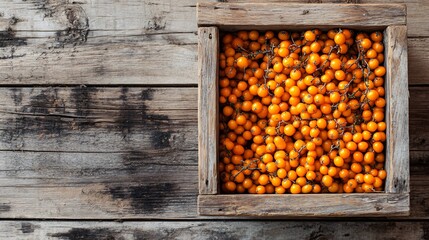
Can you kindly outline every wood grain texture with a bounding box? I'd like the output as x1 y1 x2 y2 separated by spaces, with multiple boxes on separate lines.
384 26 410 194
0 0 199 85
0 87 197 152
226 0 429 38
0 0 198 34
0 32 197 85
0 221 428 239
199 194 409 217
0 86 427 219
198 2 406 29
198 27 219 194
409 87 429 151
0 151 199 219
0 0 428 85
408 37 429 85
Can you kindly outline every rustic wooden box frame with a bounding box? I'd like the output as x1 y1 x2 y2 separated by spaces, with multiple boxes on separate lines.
197 2 409 217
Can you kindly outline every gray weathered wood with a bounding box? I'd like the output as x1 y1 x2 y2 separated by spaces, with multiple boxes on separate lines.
199 194 409 217
198 3 406 29
0 87 197 152
198 27 219 195
0 221 427 239
226 0 429 38
0 151 199 219
0 0 198 34
0 32 197 85
0 0 199 85
0 0 429 85
384 25 410 194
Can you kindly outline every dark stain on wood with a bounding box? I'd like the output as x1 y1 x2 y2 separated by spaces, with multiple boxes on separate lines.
108 183 175 214
70 86 95 130
30 0 56 18
118 87 133 139
141 88 154 102
10 88 23 106
3 88 66 145
309 225 332 240
0 28 27 48
162 34 195 46
199 228 239 240
27 88 61 115
117 87 141 139
50 228 120 240
117 88 173 171
20 222 36 234
150 130 171 149
145 16 166 31
2 87 97 147
140 89 169 126
0 204 11 212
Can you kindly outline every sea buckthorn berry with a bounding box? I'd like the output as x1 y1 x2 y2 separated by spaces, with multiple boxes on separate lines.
218 29 387 194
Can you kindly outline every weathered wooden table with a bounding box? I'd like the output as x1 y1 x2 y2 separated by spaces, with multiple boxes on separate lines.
0 0 428 239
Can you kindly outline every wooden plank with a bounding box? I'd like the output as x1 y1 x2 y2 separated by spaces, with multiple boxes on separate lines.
408 37 429 85
0 33 197 85
0 221 427 239
409 87 429 150
198 27 219 194
0 151 199 219
199 194 409 217
0 0 198 34
384 26 410 194
0 0 199 85
0 87 197 152
225 0 429 38
198 3 406 29
409 152 429 219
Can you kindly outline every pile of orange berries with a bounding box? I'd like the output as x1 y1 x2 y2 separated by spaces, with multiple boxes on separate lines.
219 29 387 194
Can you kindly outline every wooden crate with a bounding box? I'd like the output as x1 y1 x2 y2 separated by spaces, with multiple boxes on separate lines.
197 2 409 217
